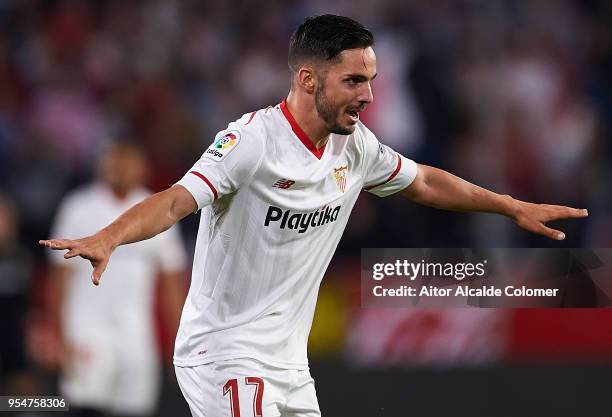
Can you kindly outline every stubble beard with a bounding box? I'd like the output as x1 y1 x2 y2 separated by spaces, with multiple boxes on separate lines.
314 80 354 136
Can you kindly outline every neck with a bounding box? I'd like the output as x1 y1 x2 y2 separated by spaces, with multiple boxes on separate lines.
104 183 132 201
285 91 329 149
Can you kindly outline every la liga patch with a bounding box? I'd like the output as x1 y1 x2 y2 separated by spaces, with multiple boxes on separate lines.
204 130 241 161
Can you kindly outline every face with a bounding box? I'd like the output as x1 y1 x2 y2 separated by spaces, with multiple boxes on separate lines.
99 145 148 196
314 46 376 135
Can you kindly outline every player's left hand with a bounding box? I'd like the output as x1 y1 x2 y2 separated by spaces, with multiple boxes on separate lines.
512 201 588 240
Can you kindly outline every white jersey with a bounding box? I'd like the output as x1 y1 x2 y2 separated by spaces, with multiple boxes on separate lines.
174 100 418 369
50 183 187 359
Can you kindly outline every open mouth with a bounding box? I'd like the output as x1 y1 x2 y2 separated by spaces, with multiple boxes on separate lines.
347 110 359 123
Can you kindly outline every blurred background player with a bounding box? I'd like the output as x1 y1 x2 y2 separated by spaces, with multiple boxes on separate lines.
47 141 188 417
0 193 36 396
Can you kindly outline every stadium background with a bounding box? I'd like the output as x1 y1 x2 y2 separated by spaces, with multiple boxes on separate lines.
0 0 611 416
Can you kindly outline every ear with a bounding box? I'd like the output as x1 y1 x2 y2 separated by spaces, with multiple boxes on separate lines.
296 66 317 94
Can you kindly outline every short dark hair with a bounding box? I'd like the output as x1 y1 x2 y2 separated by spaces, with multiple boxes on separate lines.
288 15 374 72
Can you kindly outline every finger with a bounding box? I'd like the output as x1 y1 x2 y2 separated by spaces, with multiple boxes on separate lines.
548 207 589 220
39 239 76 250
538 224 565 240
561 207 588 219
91 259 109 286
571 208 589 217
64 249 81 259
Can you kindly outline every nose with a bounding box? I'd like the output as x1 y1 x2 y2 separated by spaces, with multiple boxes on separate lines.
359 82 374 105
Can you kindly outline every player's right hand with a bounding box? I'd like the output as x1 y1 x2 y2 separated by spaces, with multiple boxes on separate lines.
39 235 114 286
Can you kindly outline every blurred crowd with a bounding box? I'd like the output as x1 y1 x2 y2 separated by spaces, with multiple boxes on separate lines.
0 0 611 413
1 0 610 250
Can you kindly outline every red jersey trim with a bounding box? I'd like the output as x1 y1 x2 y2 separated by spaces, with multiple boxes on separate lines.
364 154 402 191
189 171 218 200
280 99 326 160
245 111 257 125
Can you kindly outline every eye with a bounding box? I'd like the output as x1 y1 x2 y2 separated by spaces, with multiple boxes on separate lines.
345 78 359 86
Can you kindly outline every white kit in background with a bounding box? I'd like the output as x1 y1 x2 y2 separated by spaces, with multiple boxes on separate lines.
50 184 187 415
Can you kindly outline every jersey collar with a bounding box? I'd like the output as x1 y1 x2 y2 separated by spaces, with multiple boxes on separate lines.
280 99 326 160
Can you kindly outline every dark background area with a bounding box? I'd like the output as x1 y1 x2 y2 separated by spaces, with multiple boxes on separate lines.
1 0 611 416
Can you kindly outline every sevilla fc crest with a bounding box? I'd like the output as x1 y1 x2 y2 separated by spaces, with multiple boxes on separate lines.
333 165 348 193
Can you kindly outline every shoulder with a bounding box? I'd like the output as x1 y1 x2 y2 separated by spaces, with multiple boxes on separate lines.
54 183 100 220
229 107 272 144
61 183 99 207
354 120 377 141
131 187 152 201
348 121 377 154
204 107 271 163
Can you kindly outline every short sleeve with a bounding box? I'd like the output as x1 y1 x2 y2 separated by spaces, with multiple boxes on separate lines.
153 224 188 273
361 124 418 197
175 123 265 210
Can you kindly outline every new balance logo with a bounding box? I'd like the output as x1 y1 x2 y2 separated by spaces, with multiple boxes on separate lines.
273 179 295 189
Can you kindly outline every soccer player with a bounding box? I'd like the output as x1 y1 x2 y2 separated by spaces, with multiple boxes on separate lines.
41 15 588 417
47 142 187 417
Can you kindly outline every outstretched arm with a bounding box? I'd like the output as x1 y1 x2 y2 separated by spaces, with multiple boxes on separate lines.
40 185 197 285
402 164 588 240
